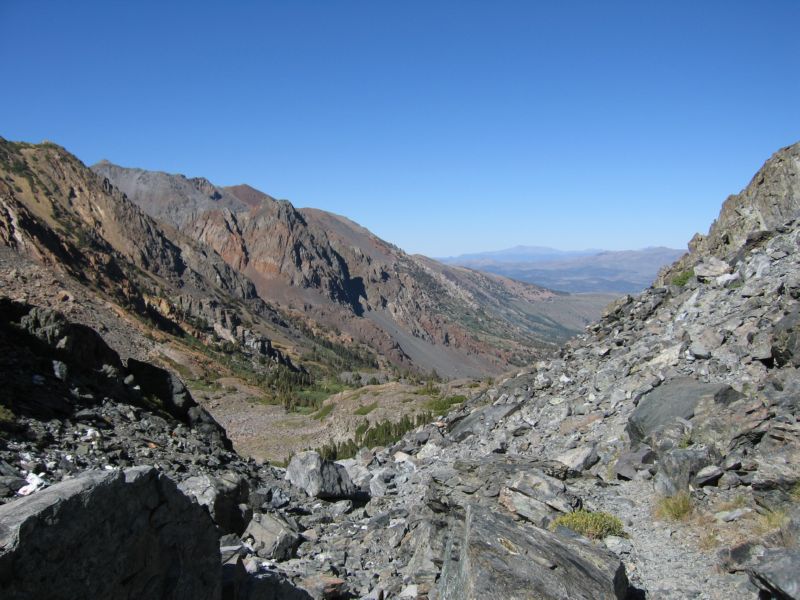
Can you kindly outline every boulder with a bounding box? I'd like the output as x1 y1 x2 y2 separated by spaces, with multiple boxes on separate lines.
654 445 720 496
448 403 521 442
694 257 732 279
772 310 800 367
613 446 656 481
498 470 581 527
285 451 358 500
18 304 123 370
627 378 741 447
439 504 629 600
126 358 215 428
744 549 800 599
178 471 252 535
555 444 599 472
242 512 300 561
0 467 220 600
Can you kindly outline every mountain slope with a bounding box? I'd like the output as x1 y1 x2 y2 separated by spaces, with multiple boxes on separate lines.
95 162 611 376
0 138 313 384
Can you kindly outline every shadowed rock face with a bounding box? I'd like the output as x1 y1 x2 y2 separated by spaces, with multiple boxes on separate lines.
0 467 221 600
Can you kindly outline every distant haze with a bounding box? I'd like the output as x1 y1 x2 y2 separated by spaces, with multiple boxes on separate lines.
441 246 685 293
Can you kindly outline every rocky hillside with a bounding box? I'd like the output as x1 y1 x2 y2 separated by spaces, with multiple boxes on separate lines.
2 141 799 600
0 138 302 370
94 161 611 377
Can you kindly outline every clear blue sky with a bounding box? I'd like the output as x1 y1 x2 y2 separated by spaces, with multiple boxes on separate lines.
2 1 798 256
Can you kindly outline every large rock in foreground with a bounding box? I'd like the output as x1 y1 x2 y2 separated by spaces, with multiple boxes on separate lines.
0 467 221 600
627 378 740 447
285 451 358 500
439 504 629 600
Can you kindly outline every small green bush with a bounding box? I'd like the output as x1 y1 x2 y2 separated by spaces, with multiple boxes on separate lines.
425 394 467 414
354 401 378 415
550 510 624 539
313 404 334 420
791 482 800 502
655 492 693 521
671 269 694 287
0 404 15 424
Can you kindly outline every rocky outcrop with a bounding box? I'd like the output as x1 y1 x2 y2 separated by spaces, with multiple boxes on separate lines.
285 451 358 500
178 472 251 535
0 467 221 600
659 141 800 285
440 504 629 600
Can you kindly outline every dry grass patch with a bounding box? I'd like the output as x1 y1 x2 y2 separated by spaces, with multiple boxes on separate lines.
550 510 625 539
791 483 800 502
756 508 789 534
654 492 693 521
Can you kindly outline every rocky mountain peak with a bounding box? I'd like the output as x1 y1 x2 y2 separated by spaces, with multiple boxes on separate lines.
659 141 800 285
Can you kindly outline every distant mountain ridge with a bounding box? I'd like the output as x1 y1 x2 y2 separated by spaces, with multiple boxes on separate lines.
442 245 684 293
439 245 601 264
92 159 613 377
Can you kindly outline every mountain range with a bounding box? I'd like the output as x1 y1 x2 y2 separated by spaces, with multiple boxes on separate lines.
0 139 622 396
441 246 685 293
1 139 800 599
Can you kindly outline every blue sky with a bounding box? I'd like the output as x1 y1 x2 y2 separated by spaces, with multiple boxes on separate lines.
2 1 799 256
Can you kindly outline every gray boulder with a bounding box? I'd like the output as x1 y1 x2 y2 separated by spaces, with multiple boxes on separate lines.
285 451 358 499
772 310 800 367
555 444 599 472
627 378 741 447
448 403 521 442
439 504 629 600
654 445 720 496
242 512 300 561
178 471 252 535
498 470 581 527
0 467 220 600
614 446 656 481
126 358 219 429
694 257 732 279
744 549 800 599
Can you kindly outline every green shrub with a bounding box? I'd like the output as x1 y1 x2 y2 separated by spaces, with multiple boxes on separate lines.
415 380 440 396
655 492 693 520
0 404 15 424
354 401 378 415
671 269 694 287
313 404 334 420
425 394 467 414
790 482 800 502
550 510 624 539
